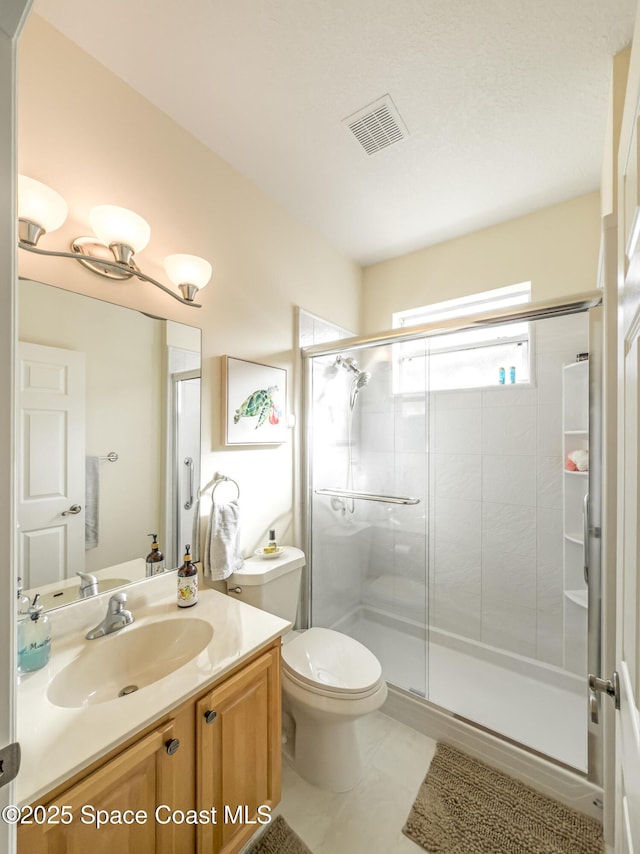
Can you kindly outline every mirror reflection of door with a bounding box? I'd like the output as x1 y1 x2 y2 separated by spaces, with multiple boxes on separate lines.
17 342 86 589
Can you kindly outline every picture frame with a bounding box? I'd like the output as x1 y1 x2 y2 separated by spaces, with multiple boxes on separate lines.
222 356 287 446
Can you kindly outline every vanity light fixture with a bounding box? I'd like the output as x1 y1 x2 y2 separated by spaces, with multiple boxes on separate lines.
17 176 210 308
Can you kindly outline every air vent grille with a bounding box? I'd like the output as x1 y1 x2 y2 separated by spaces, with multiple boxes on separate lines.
344 95 409 156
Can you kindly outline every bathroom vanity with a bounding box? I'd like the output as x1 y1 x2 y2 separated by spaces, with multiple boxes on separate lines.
16 574 289 854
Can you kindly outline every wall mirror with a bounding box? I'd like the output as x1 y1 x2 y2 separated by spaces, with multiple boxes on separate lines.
17 277 202 611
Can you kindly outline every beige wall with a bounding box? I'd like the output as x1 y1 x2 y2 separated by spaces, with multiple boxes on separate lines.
361 192 601 332
18 15 361 559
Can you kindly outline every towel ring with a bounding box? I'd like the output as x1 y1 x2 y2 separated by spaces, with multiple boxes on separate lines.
211 475 240 501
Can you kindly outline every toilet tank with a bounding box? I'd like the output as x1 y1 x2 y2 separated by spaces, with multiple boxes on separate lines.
225 547 305 623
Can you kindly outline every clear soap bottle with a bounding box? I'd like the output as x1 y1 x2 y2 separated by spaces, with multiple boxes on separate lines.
18 594 51 673
177 545 198 608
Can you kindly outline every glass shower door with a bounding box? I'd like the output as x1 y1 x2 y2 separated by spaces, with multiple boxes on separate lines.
308 341 429 698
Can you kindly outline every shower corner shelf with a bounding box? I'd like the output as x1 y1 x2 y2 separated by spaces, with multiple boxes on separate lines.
562 359 589 675
564 589 588 609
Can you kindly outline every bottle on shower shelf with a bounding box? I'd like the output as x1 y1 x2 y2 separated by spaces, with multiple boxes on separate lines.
498 366 505 385
509 365 516 384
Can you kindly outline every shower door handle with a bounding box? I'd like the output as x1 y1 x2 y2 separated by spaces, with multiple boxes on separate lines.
583 492 589 584
184 457 194 510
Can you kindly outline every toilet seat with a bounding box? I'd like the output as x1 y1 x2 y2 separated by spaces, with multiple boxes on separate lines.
281 627 383 698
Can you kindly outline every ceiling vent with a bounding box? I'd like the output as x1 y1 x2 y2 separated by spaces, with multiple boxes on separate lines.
343 94 409 156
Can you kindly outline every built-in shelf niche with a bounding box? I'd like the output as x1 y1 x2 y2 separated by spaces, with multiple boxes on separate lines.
562 359 589 675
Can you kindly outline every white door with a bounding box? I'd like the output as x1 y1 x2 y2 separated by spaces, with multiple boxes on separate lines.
616 331 640 851
616 13 640 847
17 342 86 589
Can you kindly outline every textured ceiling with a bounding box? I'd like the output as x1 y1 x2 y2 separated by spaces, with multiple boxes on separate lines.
33 0 636 265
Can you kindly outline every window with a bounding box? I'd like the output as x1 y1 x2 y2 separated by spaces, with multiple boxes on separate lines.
392 283 532 393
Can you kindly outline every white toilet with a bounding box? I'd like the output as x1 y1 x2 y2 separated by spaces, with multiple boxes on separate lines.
225 547 387 792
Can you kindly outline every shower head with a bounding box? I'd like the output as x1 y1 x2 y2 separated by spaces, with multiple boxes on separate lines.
355 370 371 389
335 355 369 379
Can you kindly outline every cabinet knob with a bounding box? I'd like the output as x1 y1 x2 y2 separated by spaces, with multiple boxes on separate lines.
204 709 217 725
165 738 180 755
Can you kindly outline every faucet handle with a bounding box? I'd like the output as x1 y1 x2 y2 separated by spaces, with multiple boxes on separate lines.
109 592 127 610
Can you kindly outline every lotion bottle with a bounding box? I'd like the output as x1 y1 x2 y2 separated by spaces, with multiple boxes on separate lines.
177 545 198 608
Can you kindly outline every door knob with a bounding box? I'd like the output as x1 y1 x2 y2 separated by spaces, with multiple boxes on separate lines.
61 504 82 516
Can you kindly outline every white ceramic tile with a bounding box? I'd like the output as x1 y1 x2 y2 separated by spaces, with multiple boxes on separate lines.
434 497 481 547
394 398 427 452
537 403 562 456
536 352 565 408
481 546 536 608
360 411 395 452
482 454 536 505
536 507 563 568
434 407 482 454
482 387 538 407
434 453 481 500
434 390 482 410
482 502 536 559
482 405 536 455
537 456 563 509
481 603 537 658
434 538 481 591
536 610 564 668
434 589 482 639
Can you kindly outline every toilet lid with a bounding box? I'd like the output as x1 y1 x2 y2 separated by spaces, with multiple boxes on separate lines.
281 628 382 695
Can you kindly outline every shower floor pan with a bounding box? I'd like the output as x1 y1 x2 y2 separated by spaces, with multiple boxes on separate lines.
336 609 587 772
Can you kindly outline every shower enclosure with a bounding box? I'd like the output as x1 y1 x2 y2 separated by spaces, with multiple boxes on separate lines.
302 293 603 780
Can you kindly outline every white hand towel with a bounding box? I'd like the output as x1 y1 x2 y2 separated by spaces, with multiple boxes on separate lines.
204 498 243 580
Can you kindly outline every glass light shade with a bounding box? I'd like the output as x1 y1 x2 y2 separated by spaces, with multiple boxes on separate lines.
163 254 212 289
90 205 151 252
18 175 68 233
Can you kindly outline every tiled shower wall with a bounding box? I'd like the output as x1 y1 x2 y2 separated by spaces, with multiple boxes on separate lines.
357 313 588 668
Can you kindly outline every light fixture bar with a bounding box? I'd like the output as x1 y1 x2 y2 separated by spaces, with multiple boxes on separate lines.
18 241 202 308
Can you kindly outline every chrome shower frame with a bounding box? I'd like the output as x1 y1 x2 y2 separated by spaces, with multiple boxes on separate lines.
300 288 605 783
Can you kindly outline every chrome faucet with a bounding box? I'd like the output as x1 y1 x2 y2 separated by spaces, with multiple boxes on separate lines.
86 592 134 640
77 571 99 598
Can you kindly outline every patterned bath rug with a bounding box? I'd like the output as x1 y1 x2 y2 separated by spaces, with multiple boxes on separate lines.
403 742 604 854
246 814 313 854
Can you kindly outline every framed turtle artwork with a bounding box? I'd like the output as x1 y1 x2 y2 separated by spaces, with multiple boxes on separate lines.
222 356 288 445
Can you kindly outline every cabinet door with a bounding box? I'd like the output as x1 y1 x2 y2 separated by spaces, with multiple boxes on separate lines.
196 646 281 854
18 718 187 854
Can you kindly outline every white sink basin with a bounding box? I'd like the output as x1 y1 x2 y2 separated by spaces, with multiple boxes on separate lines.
47 619 214 708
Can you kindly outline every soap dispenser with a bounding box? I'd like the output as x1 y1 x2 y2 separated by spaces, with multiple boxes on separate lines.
146 533 166 576
16 577 30 619
177 545 198 608
18 594 51 673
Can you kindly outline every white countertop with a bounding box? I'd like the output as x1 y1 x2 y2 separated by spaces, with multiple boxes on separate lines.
17 571 290 805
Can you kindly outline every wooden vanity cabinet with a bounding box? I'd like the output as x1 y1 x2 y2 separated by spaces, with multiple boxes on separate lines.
196 645 281 854
18 640 281 854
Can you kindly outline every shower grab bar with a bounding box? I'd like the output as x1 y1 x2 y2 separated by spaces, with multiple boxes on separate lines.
315 488 420 506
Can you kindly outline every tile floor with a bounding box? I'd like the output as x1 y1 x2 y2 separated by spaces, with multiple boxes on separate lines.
272 711 436 854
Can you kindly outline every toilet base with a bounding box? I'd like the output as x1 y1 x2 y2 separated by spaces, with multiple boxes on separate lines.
292 706 363 792
282 676 388 792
